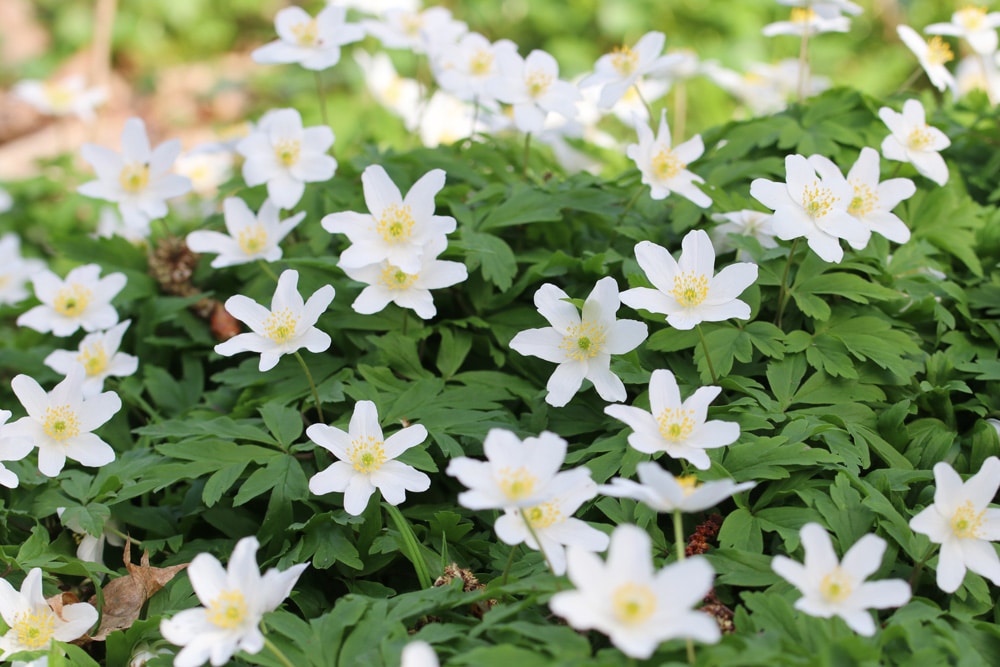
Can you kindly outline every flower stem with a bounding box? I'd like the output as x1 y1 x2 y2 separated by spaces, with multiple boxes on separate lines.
293 350 323 424
500 543 519 586
775 238 800 329
634 83 654 121
796 28 811 103
673 510 696 665
107 526 141 546
696 324 718 385
908 544 936 588
520 510 556 576
314 70 330 130
673 81 687 144
522 132 532 177
617 186 644 224
263 636 296 667
897 66 924 94
258 259 279 283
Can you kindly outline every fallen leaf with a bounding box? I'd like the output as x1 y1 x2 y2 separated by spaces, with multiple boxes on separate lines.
90 539 189 641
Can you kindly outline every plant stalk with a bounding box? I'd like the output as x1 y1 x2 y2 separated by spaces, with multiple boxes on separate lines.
673 510 696 665
696 324 718 385
293 351 323 423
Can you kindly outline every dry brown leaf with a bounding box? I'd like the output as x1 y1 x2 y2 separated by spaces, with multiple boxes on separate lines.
90 539 189 641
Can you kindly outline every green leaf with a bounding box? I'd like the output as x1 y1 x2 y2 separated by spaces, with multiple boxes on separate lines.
461 230 517 291
260 402 305 448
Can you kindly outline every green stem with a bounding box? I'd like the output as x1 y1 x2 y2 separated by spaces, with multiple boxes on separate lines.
500 544 519 586
696 324 718 385
908 544 936 589
263 635 296 667
384 503 434 589
618 185 644 223
520 510 556 576
258 259 279 282
293 350 323 424
522 132 532 177
634 83 654 121
673 510 696 665
897 66 923 94
314 70 329 130
775 238 800 329
106 525 141 546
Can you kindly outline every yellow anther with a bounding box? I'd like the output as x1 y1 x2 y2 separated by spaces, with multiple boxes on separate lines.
238 225 269 255
657 407 696 442
559 321 607 361
54 284 93 317
950 500 985 539
801 182 836 219
651 148 686 181
611 45 639 76
611 582 657 625
207 590 248 629
670 271 709 307
376 204 416 243
44 405 81 442
497 467 538 501
347 435 387 473
262 308 298 343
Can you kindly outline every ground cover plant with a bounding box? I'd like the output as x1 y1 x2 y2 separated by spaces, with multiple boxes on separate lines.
1 0 1000 665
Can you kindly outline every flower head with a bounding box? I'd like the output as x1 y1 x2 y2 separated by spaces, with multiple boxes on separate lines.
435 32 518 104
925 6 1000 56
14 75 105 121
17 264 127 337
750 153 868 262
307 400 431 515
214 269 334 372
762 7 851 37
0 568 98 659
909 456 1000 593
494 49 581 134
627 110 710 207
78 118 192 233
0 409 34 489
252 5 364 71
840 147 916 244
580 32 680 108
236 108 337 210
187 198 304 268
401 641 439 667
56 507 125 565
446 429 569 510
878 99 950 186
160 536 308 667
621 230 758 331
364 7 467 56
710 209 778 257
772 523 911 635
7 365 121 477
602 462 755 513
896 25 957 95
604 370 740 469
494 466 609 575
322 165 456 274
549 524 720 659
0 234 46 306
44 320 139 398
354 50 422 129
509 277 648 407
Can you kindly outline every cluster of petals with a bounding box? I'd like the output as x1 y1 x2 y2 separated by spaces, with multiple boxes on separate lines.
322 165 465 319
365 6 467 57
878 99 950 187
627 110 710 207
602 461 755 513
252 5 364 71
621 229 757 330
0 410 33 489
214 269 335 372
909 456 1000 593
78 118 192 233
0 568 98 659
549 524 720 659
772 523 911 635
17 263 126 337
925 7 1000 56
14 75 105 121
762 5 852 37
580 31 681 109
44 319 139 397
710 209 778 257
896 25 958 95
236 108 337 210
509 277 647 407
307 400 431 516
494 49 581 134
187 197 304 268
0 234 46 306
160 536 308 667
604 369 741 470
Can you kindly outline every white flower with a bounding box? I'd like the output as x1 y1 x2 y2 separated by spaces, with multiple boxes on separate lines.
775 0 862 17
0 234 46 306
0 409 33 489
549 524 720 659
0 568 98 659
354 50 422 129
580 32 681 108
214 269 334 372
896 25 957 95
609 78 672 127
187 198 304 268
94 206 147 243
926 7 1000 56
321 165 456 274
704 59 829 115
494 49 581 134
839 147 916 244
494 466 609 575
252 5 364 71
446 429 569 510
342 236 467 319
601 462 755 512
43 320 139 398
13 75 105 120
417 92 482 147
509 277 648 407
236 108 337 210
908 456 1000 593
400 641 439 667
160 536 308 667
78 117 192 232
364 7 466 57
749 154 868 263
762 7 851 37
627 110 710 207
17 264 127 337
174 149 234 198
604 370 740 470
956 53 1000 101
56 507 125 565
7 365 121 477
710 209 778 257
878 99 950 187
434 32 518 104
772 523 911 635
307 400 431 516
620 230 758 331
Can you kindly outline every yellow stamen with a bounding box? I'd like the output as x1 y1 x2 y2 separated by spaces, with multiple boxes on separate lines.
376 204 416 243
54 284 93 318
238 225 269 255
801 181 836 219
906 126 934 151
611 44 639 76
926 36 954 66
347 435 387 473
470 49 494 76
611 582 657 625
819 567 853 603
291 19 319 47
273 139 301 167
524 501 563 529
118 163 149 193
379 265 418 290
207 590 248 629
790 7 817 24
848 182 878 217
262 308 298 343
675 475 700 496
78 342 108 376
497 467 537 502
670 271 709 307
957 6 987 31
559 321 607 361
950 500 985 539
657 407 696 442
525 70 553 98
651 148 686 181
44 405 81 442
12 608 56 650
